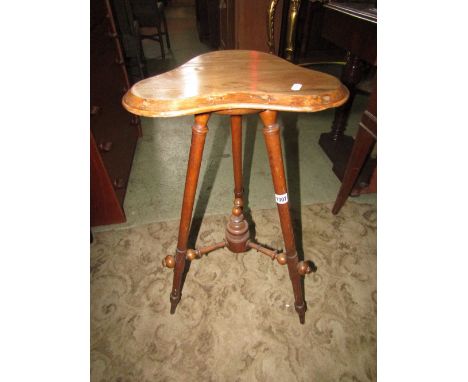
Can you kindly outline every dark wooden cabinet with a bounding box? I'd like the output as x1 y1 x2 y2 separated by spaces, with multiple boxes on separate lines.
196 0 220 48
91 0 140 226
197 0 284 53
222 0 285 52
218 0 235 49
284 0 346 63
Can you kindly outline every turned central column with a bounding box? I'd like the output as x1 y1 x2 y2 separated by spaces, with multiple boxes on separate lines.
225 114 250 253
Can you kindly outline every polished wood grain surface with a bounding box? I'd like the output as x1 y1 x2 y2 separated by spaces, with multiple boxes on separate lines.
122 50 349 117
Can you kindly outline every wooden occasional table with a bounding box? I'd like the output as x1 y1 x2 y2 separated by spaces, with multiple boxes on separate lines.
123 50 348 324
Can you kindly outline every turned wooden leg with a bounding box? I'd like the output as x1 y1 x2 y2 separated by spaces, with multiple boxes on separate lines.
231 115 243 199
259 110 306 324
161 9 171 49
318 51 365 177
170 113 210 314
332 126 375 214
330 51 364 141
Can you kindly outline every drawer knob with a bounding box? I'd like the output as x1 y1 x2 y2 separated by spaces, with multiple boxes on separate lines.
98 141 113 152
91 105 101 116
113 178 125 189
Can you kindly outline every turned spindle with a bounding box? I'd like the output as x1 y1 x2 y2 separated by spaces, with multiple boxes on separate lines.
184 242 226 262
247 241 287 265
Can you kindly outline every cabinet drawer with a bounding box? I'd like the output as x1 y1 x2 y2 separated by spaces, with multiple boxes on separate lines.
90 0 139 226
91 102 138 205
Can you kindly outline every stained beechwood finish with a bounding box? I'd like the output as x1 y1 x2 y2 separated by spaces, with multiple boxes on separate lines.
122 50 348 324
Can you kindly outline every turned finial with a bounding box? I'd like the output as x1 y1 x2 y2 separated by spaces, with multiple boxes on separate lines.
234 198 243 207
297 261 313 276
232 198 243 217
232 206 242 216
276 253 287 265
162 255 176 268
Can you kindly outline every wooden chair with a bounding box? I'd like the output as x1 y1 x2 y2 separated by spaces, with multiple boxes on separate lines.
130 0 171 60
110 0 148 82
122 50 348 324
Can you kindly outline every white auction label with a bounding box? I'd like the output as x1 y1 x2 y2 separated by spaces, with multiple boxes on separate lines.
291 83 302 91
275 193 288 204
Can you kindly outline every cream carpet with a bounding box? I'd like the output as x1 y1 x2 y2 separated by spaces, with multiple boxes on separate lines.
91 201 376 381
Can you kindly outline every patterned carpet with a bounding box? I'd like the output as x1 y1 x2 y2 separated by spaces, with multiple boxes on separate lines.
91 202 376 381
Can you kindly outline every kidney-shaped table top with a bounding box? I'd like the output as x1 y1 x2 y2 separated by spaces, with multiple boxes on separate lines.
122 50 349 118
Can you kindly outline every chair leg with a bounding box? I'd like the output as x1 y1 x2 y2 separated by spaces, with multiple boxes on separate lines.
332 125 376 215
161 11 171 49
259 110 307 324
170 113 210 314
157 25 165 60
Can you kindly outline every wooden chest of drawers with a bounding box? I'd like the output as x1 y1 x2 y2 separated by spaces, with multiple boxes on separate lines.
90 0 141 226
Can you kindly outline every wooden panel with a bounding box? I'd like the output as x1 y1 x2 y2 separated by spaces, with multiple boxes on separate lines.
219 0 235 49
218 0 284 52
273 0 284 54
235 0 284 53
91 133 126 226
196 0 220 48
90 0 140 227
91 0 107 29
90 106 138 208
